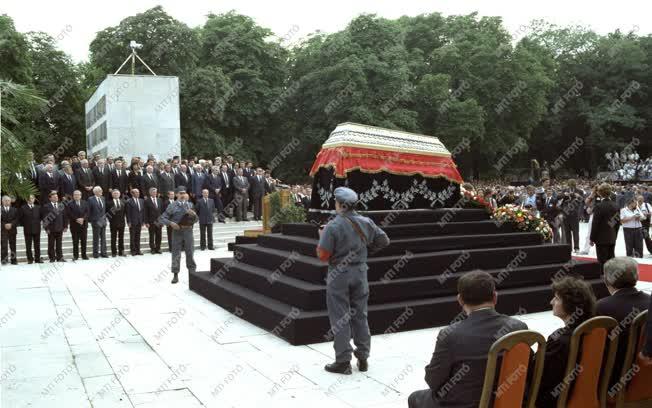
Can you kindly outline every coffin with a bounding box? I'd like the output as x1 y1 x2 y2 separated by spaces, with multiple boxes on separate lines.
309 123 463 218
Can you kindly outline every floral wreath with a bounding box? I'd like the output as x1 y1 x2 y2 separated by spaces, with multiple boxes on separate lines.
491 204 553 241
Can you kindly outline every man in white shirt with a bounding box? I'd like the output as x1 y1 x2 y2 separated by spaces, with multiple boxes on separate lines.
620 197 643 257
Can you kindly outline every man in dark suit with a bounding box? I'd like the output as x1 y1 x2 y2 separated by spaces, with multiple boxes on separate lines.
38 164 60 202
18 194 42 263
207 166 225 223
111 160 129 198
40 191 68 262
596 257 650 389
76 159 95 200
190 164 207 203
142 165 159 198
540 188 561 243
92 159 112 199
560 179 583 253
58 166 77 201
88 186 108 258
196 189 215 250
106 189 126 257
408 271 528 408
126 188 145 256
1 196 19 264
161 191 176 252
219 164 233 218
144 188 163 254
232 167 250 222
590 183 621 266
249 167 269 221
158 164 176 197
65 190 89 260
174 164 191 190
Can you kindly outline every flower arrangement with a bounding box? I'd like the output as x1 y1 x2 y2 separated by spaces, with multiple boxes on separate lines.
492 204 553 241
461 190 492 212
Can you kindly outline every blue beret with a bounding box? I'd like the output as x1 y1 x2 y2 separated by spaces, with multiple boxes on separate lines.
334 187 358 204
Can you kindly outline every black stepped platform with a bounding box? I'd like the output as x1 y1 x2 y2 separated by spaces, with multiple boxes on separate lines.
209 258 601 311
190 271 608 345
190 208 606 345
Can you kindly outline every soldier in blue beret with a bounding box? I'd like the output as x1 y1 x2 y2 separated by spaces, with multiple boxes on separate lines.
160 186 198 283
317 186 390 374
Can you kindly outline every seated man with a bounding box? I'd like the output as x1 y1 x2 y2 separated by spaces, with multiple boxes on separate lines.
596 256 650 388
408 270 528 408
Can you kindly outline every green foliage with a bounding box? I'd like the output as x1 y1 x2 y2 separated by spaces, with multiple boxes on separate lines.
270 204 307 228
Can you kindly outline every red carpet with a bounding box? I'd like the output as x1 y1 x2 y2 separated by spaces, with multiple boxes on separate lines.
573 256 652 282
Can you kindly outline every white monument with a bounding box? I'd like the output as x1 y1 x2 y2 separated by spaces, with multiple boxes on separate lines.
84 42 181 161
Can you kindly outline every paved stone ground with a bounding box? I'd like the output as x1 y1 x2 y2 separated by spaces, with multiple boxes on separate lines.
1 222 650 408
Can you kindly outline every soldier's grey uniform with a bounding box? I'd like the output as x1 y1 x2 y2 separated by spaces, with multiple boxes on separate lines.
317 187 390 363
159 199 198 273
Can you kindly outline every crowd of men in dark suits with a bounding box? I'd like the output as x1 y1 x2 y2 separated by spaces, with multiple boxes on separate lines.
1 151 299 265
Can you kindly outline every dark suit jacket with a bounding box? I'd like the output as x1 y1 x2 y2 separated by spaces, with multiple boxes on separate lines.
174 171 191 189
158 172 175 196
161 198 174 215
75 168 95 192
40 202 68 232
111 169 129 195
126 198 144 226
142 173 159 195
196 197 215 224
219 171 232 193
249 174 268 196
596 288 650 387
232 175 250 197
106 198 126 228
87 196 107 227
206 174 223 200
191 173 207 197
540 194 560 222
1 206 19 235
92 166 111 192
590 198 621 244
58 173 76 198
423 308 528 408
143 197 162 225
65 200 89 230
38 172 59 198
18 204 41 234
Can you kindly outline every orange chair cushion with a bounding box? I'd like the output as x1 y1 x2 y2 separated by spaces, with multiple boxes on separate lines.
625 324 652 402
567 328 606 408
494 342 530 408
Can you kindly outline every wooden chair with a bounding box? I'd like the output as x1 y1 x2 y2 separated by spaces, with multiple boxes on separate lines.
478 330 546 408
557 316 620 408
611 310 652 408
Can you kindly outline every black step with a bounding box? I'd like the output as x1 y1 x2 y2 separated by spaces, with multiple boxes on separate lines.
282 220 517 239
257 232 544 257
231 243 573 284
211 258 602 310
